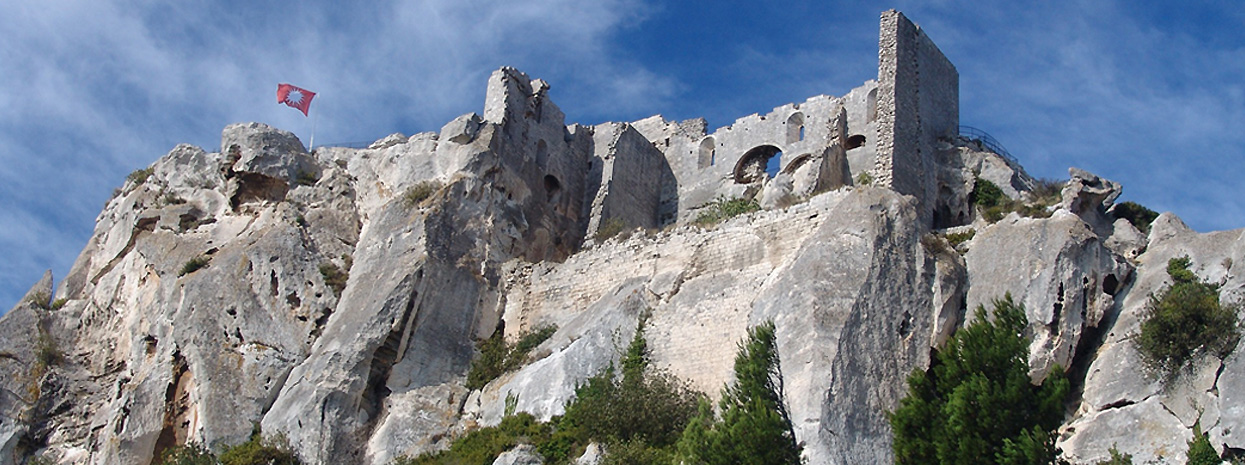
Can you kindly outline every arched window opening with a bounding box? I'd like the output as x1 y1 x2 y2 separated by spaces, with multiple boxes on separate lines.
766 152 783 178
846 134 867 150
536 140 549 167
544 174 561 201
866 87 878 122
698 137 716 169
786 112 805 144
734 145 782 184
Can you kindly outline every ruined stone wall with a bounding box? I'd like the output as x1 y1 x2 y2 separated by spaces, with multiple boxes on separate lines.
875 9 959 225
582 123 669 236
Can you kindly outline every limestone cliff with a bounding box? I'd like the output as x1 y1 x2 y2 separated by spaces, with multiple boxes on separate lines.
3 10 1244 465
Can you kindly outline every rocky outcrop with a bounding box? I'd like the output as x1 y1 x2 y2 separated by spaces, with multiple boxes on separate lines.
1058 214 1245 464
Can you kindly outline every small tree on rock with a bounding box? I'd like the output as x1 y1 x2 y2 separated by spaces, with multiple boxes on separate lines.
676 320 801 465
890 295 1069 465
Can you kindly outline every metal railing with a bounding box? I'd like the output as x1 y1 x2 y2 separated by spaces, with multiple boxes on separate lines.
958 126 1016 163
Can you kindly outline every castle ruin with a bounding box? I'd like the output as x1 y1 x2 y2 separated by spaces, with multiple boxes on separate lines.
476 9 961 245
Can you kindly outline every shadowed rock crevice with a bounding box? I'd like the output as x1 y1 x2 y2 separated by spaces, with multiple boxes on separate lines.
152 352 193 461
229 173 289 211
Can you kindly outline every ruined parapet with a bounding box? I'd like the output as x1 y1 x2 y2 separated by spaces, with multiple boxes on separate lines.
875 9 959 225
582 123 672 238
481 67 593 261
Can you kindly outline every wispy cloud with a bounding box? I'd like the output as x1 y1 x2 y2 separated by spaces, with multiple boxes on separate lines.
0 0 663 308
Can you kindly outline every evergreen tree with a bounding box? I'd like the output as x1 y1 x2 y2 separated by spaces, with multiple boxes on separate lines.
676 321 801 465
1185 422 1220 465
890 295 1070 465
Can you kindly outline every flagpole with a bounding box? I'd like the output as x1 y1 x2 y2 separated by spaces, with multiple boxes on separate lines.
309 103 317 153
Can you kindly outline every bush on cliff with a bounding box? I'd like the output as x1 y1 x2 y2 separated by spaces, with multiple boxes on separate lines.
403 315 701 465
890 295 1069 465
1111 201 1158 234
465 323 558 390
1136 256 1240 378
560 315 702 457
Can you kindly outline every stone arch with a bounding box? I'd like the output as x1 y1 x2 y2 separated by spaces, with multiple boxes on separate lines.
787 112 805 144
698 137 716 169
780 153 812 175
846 134 867 150
734 145 782 184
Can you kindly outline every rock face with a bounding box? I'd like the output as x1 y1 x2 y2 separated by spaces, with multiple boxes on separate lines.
3 9 1243 465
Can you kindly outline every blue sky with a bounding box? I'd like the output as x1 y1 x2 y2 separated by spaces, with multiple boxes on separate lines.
2 0 1242 310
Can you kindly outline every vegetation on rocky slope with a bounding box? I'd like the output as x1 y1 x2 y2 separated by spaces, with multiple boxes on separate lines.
890 295 1069 464
1136 256 1241 379
405 317 797 465
465 323 559 391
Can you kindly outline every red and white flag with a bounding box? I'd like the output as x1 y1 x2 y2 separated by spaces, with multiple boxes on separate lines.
277 83 316 116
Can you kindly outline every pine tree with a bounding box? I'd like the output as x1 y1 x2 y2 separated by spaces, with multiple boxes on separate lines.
676 321 801 465
1185 422 1221 465
890 294 1069 465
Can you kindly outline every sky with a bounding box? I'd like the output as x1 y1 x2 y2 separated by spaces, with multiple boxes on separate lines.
2 0 1242 310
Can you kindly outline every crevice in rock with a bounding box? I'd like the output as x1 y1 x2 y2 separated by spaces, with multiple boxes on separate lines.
1052 282 1065 333
1099 398 1136 411
1065 266 1136 415
230 172 289 211
152 351 193 460
360 286 419 422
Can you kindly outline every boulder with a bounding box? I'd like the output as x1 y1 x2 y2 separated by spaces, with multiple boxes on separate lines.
493 444 544 465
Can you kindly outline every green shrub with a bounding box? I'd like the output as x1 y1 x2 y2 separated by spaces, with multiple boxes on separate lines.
694 196 760 227
34 328 61 370
1136 257 1241 378
1092 445 1133 465
944 230 976 248
600 438 673 465
319 262 348 297
398 413 552 465
562 317 701 450
412 317 700 465
295 170 319 186
972 178 1007 209
218 428 299 465
676 321 801 465
594 218 627 242
402 180 442 208
1030 178 1065 204
889 295 1069 465
179 256 210 277
128 167 155 186
465 324 558 390
158 443 218 465
50 298 68 310
972 178 1057 223
1186 422 1220 465
27 291 51 310
1113 201 1159 234
856 171 874 186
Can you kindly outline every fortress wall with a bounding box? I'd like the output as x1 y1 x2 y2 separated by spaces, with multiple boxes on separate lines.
876 10 958 224
583 124 668 235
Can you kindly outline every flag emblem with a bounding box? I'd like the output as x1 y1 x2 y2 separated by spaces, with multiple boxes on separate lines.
277 83 316 116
